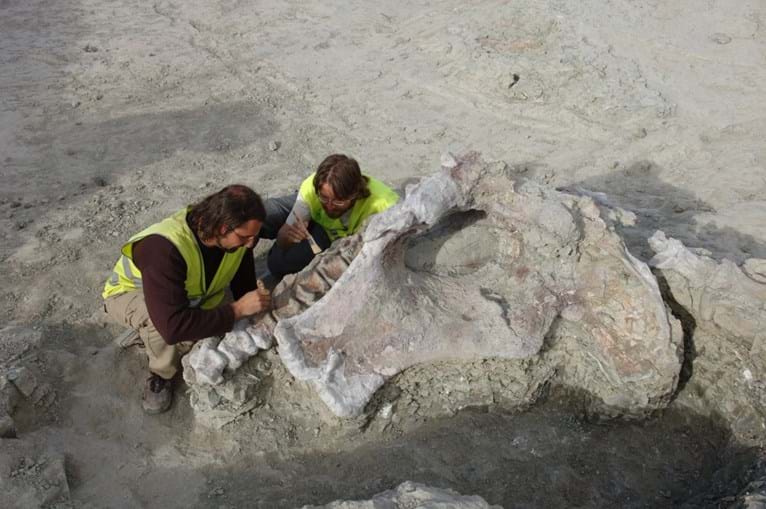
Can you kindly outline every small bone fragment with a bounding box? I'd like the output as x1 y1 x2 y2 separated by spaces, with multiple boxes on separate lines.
273 298 302 320
245 320 274 350
217 322 261 370
293 284 318 307
316 255 349 281
297 270 330 294
189 338 227 385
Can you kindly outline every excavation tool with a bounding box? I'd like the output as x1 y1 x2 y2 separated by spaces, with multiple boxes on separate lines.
306 232 322 255
288 211 323 255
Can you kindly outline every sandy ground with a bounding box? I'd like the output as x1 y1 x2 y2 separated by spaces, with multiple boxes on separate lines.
1 0 765 507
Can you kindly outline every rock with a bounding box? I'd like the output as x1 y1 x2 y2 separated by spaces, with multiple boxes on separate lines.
196 387 222 409
606 206 637 227
301 481 501 508
268 140 280 151
649 231 766 441
0 412 16 438
0 444 72 508
649 232 766 348
729 474 766 508
83 43 99 52
7 366 38 398
215 378 258 407
92 176 108 187
743 258 766 284
0 326 42 365
710 33 732 45
31 383 55 407
0 375 21 414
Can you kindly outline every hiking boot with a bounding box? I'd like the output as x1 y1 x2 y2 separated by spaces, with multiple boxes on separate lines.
142 374 173 415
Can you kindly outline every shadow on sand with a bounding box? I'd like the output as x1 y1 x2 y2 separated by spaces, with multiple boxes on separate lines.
560 160 766 264
185 398 760 508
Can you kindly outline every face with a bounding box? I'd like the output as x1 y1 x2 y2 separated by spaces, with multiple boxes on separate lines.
318 183 356 219
216 219 262 252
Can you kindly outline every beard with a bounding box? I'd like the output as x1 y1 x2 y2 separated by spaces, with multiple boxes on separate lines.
215 237 240 253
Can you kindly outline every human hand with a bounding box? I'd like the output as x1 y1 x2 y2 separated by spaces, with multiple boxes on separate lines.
231 289 272 319
277 217 311 246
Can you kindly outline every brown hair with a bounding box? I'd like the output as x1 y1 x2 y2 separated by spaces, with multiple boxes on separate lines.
187 184 266 241
313 154 370 200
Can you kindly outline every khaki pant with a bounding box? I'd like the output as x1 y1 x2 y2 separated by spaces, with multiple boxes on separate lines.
104 291 193 380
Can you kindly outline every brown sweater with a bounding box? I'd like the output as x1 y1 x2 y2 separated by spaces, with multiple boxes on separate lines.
132 232 257 345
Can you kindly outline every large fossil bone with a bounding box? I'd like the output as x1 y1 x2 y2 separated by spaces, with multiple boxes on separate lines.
273 152 682 417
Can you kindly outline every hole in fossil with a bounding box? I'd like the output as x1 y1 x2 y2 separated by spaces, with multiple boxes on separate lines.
403 209 510 276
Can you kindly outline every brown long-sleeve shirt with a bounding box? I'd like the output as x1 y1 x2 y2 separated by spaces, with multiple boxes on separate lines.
132 232 257 345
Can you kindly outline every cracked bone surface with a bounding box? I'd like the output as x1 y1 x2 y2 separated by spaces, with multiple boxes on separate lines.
649 231 766 440
649 231 766 345
274 152 683 418
301 481 501 509
188 337 227 386
187 319 270 385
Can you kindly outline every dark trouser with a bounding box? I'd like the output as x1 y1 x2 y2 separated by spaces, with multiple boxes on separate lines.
261 193 332 280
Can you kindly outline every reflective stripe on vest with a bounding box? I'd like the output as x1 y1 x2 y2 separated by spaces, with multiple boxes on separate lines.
106 254 143 290
102 208 246 310
299 173 399 241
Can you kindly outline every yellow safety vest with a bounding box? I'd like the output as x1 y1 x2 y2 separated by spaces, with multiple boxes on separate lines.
101 208 247 309
300 173 399 241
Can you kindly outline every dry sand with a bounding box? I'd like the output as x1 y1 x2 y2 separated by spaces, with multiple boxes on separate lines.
1 0 765 507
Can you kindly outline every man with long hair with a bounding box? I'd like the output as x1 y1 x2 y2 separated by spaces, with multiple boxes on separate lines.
263 154 399 279
102 185 271 414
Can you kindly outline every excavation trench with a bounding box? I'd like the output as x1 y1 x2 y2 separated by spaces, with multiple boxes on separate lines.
190 396 759 508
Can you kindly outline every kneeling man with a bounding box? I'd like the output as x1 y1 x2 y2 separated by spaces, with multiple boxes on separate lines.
263 154 399 279
102 185 271 414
